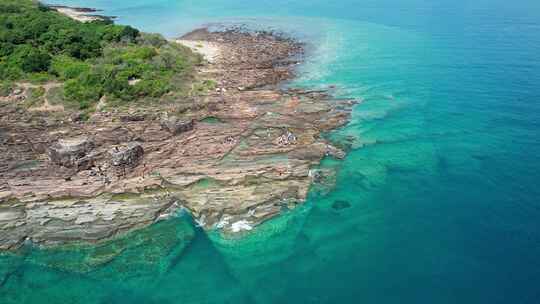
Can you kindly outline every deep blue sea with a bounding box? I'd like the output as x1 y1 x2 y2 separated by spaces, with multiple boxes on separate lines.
2 0 540 303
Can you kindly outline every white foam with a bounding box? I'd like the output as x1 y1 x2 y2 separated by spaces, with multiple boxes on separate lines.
215 215 231 229
231 220 253 233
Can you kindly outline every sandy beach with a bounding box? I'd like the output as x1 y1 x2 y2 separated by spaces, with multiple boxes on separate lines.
175 39 221 63
48 5 113 23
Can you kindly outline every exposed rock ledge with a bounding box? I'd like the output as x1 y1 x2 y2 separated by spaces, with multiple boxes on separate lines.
0 28 354 250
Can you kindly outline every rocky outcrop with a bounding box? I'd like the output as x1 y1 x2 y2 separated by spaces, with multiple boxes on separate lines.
109 142 144 167
325 144 346 159
0 192 181 250
48 137 95 169
182 28 304 89
0 28 354 250
160 116 194 135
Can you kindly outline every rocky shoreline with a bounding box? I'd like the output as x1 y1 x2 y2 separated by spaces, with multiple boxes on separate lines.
0 27 355 250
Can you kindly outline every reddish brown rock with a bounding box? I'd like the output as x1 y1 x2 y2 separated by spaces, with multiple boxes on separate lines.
48 137 95 168
109 142 144 167
0 28 354 250
160 116 195 135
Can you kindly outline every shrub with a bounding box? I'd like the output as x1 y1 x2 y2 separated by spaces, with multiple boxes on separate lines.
0 81 14 96
0 2 20 14
132 79 169 97
0 60 22 80
50 55 90 80
12 46 51 73
63 73 103 108
0 0 198 106
120 26 139 42
137 33 167 47
27 72 50 83
29 86 45 98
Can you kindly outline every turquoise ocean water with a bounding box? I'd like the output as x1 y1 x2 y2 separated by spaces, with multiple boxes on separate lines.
2 0 540 303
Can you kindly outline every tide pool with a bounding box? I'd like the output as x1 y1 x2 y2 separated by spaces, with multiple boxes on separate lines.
2 0 540 303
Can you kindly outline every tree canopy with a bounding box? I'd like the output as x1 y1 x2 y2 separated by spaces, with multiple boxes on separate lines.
0 0 201 109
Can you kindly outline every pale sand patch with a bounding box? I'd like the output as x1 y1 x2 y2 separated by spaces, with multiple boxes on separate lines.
175 40 221 63
96 95 107 111
18 82 65 112
54 7 103 23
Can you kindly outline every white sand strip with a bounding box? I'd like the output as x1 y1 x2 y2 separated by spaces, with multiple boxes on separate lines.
175 40 221 63
53 7 103 23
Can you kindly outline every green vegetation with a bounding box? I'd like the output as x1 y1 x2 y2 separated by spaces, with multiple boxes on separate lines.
0 0 203 110
192 79 217 94
21 86 45 107
200 116 223 124
0 81 14 96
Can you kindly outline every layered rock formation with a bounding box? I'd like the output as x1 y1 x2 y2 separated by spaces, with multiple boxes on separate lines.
0 29 354 250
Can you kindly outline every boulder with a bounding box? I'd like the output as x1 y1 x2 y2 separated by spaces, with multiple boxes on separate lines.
309 168 337 192
109 142 144 167
48 137 95 168
325 144 346 159
160 116 194 135
69 112 86 122
119 114 146 122
276 130 297 146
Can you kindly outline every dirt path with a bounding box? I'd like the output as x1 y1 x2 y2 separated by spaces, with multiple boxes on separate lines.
18 82 65 112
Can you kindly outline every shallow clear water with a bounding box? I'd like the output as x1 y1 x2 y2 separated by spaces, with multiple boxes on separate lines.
3 0 540 303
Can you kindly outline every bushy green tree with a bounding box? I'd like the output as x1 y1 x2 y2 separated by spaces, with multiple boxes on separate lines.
50 55 90 79
0 0 198 109
63 71 103 108
13 45 51 73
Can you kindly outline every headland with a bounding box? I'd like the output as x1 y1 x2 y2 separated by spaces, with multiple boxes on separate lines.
0 2 354 250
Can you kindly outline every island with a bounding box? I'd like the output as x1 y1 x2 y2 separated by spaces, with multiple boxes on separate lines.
0 0 353 250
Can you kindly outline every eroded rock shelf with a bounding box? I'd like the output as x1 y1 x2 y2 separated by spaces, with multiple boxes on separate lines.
0 28 355 250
